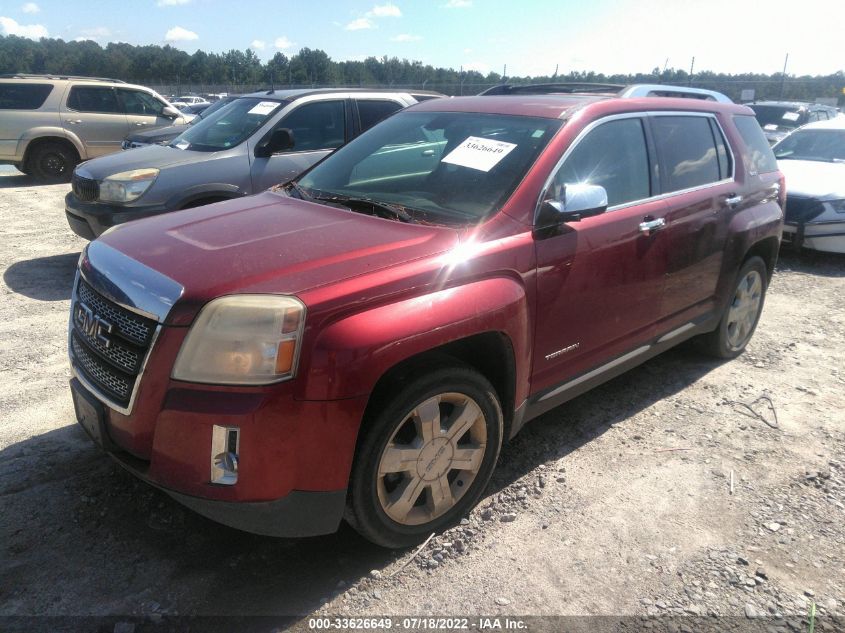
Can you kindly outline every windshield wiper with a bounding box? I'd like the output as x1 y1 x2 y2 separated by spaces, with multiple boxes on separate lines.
312 194 417 223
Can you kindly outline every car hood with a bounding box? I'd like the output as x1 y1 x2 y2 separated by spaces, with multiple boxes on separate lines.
125 124 189 144
76 144 218 179
95 192 460 325
778 159 845 200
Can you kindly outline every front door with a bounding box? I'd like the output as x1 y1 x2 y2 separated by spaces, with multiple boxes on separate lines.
533 115 669 394
249 99 348 192
118 88 176 136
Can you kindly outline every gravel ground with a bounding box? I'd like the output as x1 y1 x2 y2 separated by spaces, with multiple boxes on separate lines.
0 167 843 632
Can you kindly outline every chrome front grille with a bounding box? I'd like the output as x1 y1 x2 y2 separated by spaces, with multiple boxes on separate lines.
70 279 158 410
72 175 99 202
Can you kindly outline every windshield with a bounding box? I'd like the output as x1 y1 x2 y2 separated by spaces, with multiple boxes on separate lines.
171 97 284 152
774 129 845 163
297 111 561 224
191 97 233 122
750 105 807 130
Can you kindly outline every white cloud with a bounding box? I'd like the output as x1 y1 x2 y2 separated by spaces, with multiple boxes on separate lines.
21 2 40 13
251 39 265 50
164 25 198 41
368 3 401 17
0 16 48 38
274 36 295 49
390 33 421 42
443 0 472 7
157 0 191 6
75 26 111 41
345 17 375 30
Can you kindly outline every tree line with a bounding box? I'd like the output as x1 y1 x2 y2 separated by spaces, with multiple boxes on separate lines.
1 34 843 103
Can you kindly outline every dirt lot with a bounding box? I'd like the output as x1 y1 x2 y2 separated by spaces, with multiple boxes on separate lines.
0 166 843 632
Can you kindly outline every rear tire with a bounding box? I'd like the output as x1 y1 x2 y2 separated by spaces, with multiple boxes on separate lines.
346 365 503 548
29 142 78 183
699 256 768 359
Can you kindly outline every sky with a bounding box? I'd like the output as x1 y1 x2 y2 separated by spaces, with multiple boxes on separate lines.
1 0 843 77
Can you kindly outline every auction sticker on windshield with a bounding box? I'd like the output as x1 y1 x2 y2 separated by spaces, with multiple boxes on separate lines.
248 101 279 116
442 136 517 172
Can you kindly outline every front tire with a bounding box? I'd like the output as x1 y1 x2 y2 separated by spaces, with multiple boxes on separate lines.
700 256 768 359
347 365 503 548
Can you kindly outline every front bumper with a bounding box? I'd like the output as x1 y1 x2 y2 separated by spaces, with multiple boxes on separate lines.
65 192 170 240
783 220 845 254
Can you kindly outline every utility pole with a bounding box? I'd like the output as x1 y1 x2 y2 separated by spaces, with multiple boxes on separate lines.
688 56 695 86
552 63 558 79
459 65 464 96
503 63 506 81
779 53 789 99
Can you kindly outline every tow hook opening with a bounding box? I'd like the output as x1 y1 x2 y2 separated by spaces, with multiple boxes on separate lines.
211 425 240 485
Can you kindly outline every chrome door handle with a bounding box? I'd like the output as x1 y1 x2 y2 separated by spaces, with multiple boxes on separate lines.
134 122 149 126
67 119 82 125
725 194 743 208
421 149 435 156
638 217 666 235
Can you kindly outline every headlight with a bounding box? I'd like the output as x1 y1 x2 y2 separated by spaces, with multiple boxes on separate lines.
172 295 305 385
99 168 159 203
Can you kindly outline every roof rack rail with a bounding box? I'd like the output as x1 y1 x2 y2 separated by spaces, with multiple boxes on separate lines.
0 73 127 84
618 84 732 103
479 82 732 103
480 82 625 96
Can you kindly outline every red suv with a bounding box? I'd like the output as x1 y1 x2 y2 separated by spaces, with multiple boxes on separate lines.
69 87 784 547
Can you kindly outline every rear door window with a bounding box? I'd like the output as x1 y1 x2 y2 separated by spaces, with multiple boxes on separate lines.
552 117 651 208
67 86 121 114
279 100 346 152
0 83 53 109
733 115 779 174
650 115 722 193
356 99 403 132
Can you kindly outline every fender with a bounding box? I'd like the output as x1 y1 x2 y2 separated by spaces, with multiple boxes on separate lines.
302 277 532 404
166 183 245 210
716 186 783 309
19 125 86 161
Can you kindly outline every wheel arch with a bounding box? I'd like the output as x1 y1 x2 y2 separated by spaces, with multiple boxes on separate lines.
743 235 780 282
22 135 82 171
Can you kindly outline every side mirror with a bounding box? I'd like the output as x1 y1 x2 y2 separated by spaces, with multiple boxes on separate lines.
539 183 608 225
255 128 295 158
162 105 181 118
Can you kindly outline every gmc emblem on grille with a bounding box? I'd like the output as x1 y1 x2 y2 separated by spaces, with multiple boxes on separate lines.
74 302 114 348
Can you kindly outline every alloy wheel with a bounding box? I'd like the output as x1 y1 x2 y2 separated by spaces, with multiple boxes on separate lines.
376 392 487 526
726 270 763 351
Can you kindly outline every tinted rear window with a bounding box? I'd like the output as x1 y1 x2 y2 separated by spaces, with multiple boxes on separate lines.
67 86 121 114
357 99 403 132
0 83 53 110
651 115 722 193
733 115 779 174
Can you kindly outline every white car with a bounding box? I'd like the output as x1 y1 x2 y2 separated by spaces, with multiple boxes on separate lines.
171 95 208 107
773 117 845 254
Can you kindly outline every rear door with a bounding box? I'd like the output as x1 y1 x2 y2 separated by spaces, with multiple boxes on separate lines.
648 113 736 330
118 88 176 133
61 85 128 157
249 98 348 192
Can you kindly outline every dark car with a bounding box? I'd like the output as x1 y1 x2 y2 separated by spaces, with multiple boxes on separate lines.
121 96 236 149
748 101 839 145
69 90 783 547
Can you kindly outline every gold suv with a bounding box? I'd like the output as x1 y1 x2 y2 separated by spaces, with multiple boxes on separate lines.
0 74 190 182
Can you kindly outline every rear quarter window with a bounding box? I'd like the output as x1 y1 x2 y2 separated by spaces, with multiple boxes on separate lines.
0 83 53 110
733 115 779 175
